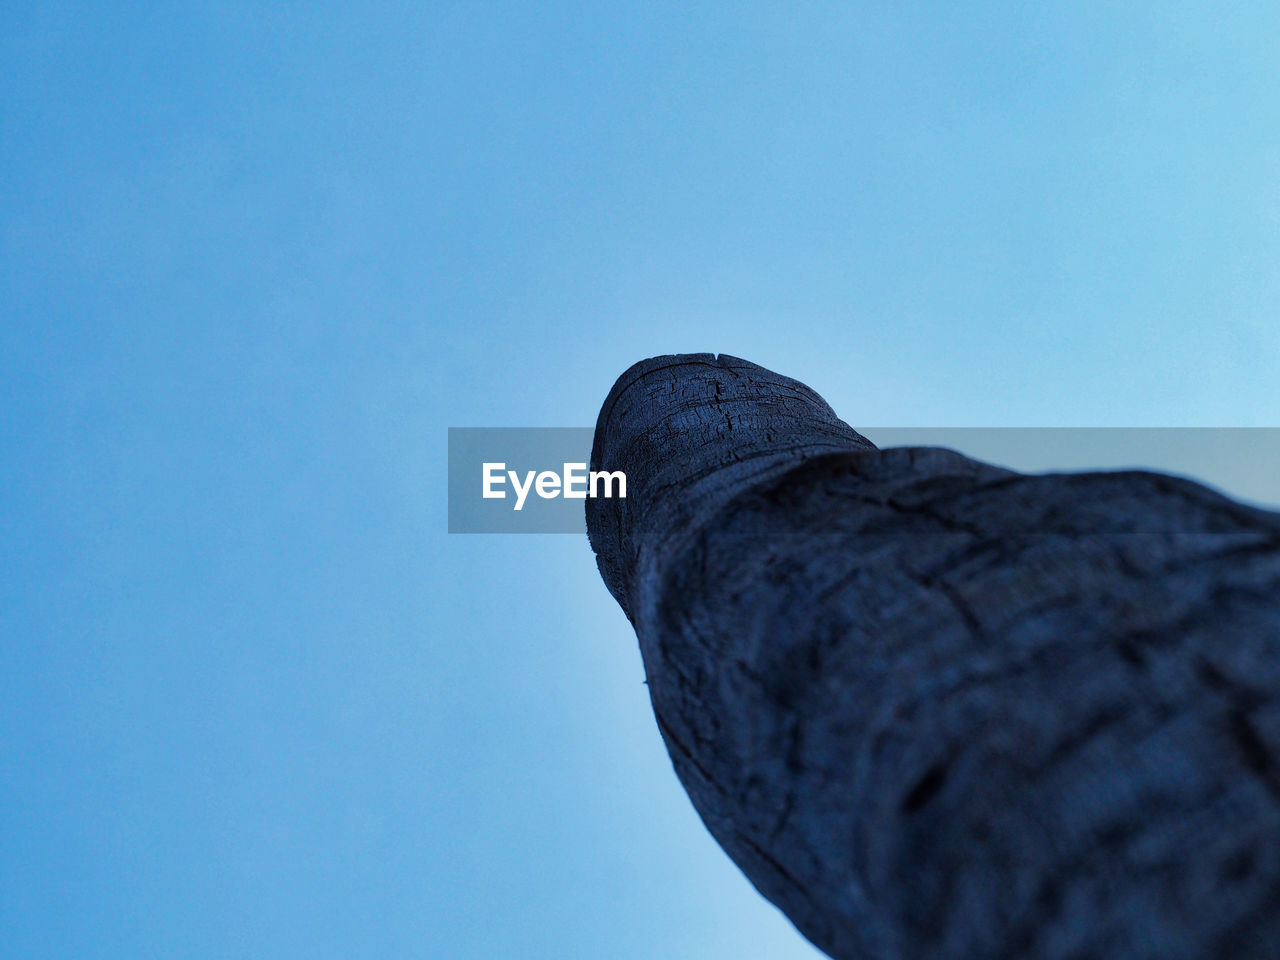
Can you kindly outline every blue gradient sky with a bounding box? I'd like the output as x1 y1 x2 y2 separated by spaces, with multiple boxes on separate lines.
4 3 1280 958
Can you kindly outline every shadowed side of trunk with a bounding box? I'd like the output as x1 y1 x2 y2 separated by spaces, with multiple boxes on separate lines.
588 353 1280 960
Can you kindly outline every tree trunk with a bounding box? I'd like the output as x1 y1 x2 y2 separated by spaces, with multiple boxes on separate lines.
586 353 1280 960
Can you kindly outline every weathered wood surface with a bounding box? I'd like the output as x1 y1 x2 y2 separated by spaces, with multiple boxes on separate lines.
587 353 1280 960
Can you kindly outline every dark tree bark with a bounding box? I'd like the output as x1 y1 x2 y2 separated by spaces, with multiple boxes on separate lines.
586 353 1280 960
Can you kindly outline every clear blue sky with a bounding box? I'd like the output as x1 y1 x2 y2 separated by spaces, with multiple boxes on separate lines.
3 3 1279 958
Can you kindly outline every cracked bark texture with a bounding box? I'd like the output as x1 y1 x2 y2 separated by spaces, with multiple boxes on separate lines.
586 353 1280 960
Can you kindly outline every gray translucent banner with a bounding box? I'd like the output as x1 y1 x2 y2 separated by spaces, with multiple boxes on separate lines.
448 427 1280 533
449 428 597 533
